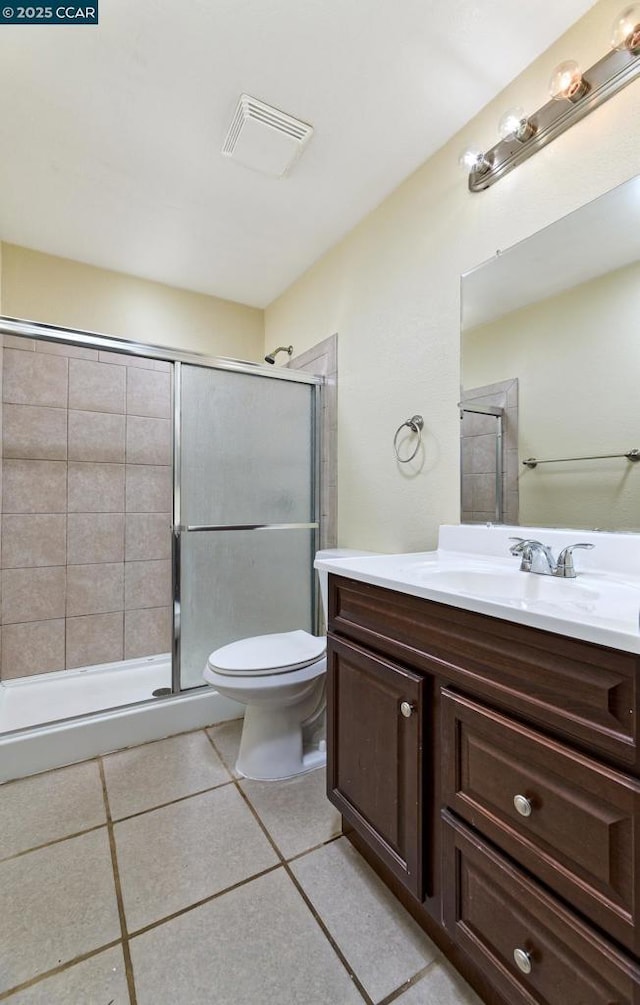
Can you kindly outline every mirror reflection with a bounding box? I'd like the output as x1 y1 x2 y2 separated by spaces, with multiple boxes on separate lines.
460 174 640 532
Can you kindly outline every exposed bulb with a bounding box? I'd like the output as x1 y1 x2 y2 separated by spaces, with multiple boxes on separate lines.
611 4 640 51
549 60 588 102
497 106 535 142
458 146 490 174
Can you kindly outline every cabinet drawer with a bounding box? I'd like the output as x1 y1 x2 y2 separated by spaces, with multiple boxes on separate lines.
442 688 640 953
329 575 639 770
327 635 426 899
442 812 640 1005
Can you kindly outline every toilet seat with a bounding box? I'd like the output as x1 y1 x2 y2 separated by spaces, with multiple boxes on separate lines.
207 629 326 678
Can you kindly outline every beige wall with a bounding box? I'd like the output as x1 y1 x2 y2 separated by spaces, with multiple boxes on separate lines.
463 262 640 530
1 243 264 360
265 0 640 552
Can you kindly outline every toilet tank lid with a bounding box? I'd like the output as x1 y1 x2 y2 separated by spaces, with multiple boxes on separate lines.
207 630 326 673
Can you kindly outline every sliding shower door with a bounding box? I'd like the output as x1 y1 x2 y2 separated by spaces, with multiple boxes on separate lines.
176 364 319 690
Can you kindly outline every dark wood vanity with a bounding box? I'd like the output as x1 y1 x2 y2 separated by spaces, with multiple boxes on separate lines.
326 573 640 1005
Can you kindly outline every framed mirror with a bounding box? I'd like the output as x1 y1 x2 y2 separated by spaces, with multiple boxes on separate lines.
460 173 640 532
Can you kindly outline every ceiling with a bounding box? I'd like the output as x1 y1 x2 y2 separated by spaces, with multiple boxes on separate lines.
0 1 597 308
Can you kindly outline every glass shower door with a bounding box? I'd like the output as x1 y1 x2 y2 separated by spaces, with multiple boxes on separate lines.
176 364 319 690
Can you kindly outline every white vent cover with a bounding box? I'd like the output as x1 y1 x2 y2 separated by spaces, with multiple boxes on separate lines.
222 94 313 178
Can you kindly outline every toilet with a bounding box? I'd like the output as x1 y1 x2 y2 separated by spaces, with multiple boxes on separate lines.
203 548 370 781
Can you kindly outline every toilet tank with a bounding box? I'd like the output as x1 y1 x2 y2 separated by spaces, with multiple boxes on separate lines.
315 549 376 626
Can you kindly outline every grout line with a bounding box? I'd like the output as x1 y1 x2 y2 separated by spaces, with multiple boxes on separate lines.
285 831 343 864
112 776 235 824
224 761 375 1005
0 821 107 865
0 939 123 1002
127 862 283 940
376 959 440 1005
98 758 138 1005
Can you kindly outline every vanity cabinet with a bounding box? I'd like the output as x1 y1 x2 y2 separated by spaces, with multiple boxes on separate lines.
326 636 426 898
326 573 640 1005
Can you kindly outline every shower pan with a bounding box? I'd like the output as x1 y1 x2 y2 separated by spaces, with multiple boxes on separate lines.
0 318 322 782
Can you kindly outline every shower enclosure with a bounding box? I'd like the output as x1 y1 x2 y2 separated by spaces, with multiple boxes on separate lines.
0 318 321 780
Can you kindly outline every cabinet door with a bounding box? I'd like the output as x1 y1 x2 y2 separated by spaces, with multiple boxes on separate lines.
327 635 425 898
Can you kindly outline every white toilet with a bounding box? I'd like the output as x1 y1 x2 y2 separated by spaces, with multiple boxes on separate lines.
203 548 369 781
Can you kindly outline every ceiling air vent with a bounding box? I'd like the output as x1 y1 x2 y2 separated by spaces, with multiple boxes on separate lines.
222 94 314 178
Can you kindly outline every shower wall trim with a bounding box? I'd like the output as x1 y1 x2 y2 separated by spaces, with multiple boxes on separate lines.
0 316 323 385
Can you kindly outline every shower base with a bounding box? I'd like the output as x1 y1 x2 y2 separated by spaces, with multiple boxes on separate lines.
0 655 243 783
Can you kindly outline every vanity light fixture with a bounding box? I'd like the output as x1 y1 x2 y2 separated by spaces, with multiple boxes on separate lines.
459 6 640 192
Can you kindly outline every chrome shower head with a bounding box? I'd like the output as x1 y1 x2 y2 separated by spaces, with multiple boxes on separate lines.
264 345 293 364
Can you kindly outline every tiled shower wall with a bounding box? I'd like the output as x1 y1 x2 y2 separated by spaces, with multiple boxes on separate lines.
0 336 173 680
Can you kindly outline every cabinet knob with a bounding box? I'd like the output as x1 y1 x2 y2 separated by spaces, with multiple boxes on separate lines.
400 701 414 718
513 948 532 974
513 794 533 817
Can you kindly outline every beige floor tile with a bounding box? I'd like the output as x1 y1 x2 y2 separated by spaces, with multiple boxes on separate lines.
0 760 106 860
103 731 232 819
206 718 243 777
0 830 121 995
394 960 483 1005
114 784 278 931
130 868 363 1005
240 768 341 860
291 838 437 1003
4 945 130 1004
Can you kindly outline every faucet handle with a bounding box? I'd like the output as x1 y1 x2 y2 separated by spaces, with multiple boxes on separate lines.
556 543 595 578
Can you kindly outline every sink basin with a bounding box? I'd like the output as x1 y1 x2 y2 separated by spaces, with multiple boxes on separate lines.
415 569 599 608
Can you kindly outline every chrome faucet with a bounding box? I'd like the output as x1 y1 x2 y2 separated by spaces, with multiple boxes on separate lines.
509 538 594 578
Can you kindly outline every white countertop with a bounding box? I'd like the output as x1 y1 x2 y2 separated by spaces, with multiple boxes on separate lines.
316 525 640 654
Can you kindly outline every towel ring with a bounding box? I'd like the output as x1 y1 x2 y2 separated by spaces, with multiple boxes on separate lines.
393 415 424 463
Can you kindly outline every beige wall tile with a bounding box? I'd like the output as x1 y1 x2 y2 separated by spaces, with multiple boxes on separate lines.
124 606 171 658
68 410 125 462
125 465 172 513
125 513 172 561
2 514 67 569
3 349 68 407
126 368 171 419
125 560 171 611
67 513 125 565
66 612 123 669
2 567 66 625
2 619 65 678
35 341 99 360
2 335 35 351
68 462 125 513
66 563 124 617
2 460 67 513
98 350 157 370
68 359 125 414
3 404 67 460
126 416 172 465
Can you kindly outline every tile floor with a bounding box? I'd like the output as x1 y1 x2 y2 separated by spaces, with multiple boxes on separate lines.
0 720 482 1004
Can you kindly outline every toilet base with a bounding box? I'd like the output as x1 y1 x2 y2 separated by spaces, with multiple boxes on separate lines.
235 677 326 781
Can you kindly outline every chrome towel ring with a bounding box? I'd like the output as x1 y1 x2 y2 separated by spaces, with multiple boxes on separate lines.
393 415 424 463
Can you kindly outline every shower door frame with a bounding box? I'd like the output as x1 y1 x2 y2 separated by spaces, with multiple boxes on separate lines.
171 359 323 694
0 315 323 723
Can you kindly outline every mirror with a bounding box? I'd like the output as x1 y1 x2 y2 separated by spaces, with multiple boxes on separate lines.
460 173 640 532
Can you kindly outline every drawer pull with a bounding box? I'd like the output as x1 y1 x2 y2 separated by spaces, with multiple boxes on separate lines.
400 701 414 718
513 794 533 817
513 948 533 974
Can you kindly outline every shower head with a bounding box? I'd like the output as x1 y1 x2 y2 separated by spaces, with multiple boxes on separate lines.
264 345 293 364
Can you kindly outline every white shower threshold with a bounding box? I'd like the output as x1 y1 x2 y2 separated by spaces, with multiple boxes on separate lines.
0 654 243 784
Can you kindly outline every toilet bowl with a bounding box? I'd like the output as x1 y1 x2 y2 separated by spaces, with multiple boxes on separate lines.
202 548 372 781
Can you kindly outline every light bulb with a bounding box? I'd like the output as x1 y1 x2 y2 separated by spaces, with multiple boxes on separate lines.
611 5 640 51
497 106 535 142
549 60 588 102
458 146 490 174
